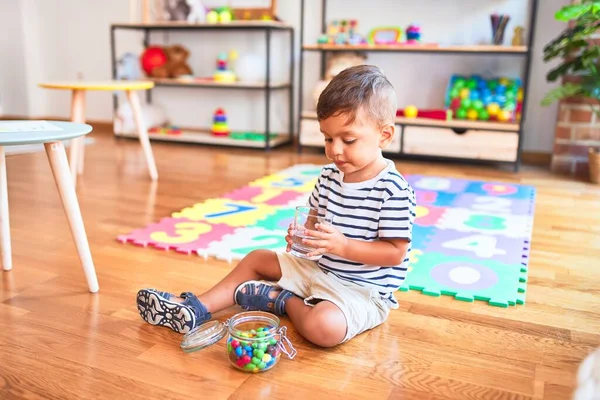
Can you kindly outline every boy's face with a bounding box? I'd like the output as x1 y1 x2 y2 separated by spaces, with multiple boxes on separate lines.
319 108 395 181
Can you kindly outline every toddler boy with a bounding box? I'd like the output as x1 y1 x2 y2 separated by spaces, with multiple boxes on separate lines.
137 65 416 347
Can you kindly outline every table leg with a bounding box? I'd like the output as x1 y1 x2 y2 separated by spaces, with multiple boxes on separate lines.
44 141 99 293
126 90 158 181
69 89 86 186
0 147 11 271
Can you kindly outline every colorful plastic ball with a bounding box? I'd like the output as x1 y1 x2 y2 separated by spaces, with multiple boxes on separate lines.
495 94 507 106
488 80 499 90
478 80 489 90
451 98 462 110
451 87 461 99
467 109 479 120
482 95 493 105
478 109 490 121
404 105 418 118
497 110 512 122
206 10 219 23
461 98 472 109
504 101 516 111
456 107 468 119
470 90 480 101
496 84 506 94
505 91 516 101
499 78 510 86
466 78 478 90
460 88 470 99
517 89 524 102
472 100 484 111
453 78 467 89
487 103 500 116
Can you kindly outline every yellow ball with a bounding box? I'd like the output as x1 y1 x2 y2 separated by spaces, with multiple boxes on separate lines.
460 88 470 99
499 78 510 86
467 109 479 120
404 105 418 118
517 88 524 102
497 110 512 122
487 103 500 116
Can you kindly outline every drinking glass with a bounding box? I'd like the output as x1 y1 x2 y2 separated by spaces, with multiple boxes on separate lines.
290 206 333 261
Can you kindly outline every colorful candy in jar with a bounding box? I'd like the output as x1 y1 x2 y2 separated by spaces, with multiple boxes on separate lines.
227 327 281 373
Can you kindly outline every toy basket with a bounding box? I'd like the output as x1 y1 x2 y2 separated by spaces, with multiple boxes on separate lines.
590 147 600 184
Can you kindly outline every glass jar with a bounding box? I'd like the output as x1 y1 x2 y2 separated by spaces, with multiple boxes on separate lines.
180 311 296 373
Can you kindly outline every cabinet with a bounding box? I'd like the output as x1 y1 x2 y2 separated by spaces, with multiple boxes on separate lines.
297 0 539 171
110 21 294 150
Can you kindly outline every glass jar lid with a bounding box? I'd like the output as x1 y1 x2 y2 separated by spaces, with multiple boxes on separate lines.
180 320 227 353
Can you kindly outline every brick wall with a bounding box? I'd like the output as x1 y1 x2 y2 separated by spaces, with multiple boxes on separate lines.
552 93 600 177
550 0 600 178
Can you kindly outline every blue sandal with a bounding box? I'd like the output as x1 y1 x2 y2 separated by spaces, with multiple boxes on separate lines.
234 280 295 316
137 289 211 334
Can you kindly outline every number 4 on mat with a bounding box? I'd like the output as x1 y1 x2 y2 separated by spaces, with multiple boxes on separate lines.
442 235 506 258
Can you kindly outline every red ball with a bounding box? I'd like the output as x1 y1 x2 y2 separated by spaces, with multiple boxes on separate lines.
141 46 167 75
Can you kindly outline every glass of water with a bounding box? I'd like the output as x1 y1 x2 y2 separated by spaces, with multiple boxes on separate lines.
290 206 333 261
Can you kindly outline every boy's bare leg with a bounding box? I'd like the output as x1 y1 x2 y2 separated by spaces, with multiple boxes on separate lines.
285 298 347 347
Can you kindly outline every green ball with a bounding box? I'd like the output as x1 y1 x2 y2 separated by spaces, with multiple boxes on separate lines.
467 78 478 90
257 331 266 338
252 357 262 365
461 98 472 109
472 100 484 111
504 101 516 111
269 338 278 345
453 78 466 89
258 361 267 370
478 109 490 120
505 91 516 101
456 107 468 119
488 80 499 90
451 87 460 99
244 363 256 371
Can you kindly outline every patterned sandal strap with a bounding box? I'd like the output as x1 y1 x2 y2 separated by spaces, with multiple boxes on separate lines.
274 290 295 317
180 292 211 321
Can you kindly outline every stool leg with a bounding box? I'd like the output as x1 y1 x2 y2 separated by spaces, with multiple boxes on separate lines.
44 141 99 293
126 90 158 180
0 147 12 271
69 90 86 186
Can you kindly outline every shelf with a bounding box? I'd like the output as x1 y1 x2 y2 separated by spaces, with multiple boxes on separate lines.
112 20 292 31
148 77 291 90
116 128 292 149
301 111 520 132
302 44 528 55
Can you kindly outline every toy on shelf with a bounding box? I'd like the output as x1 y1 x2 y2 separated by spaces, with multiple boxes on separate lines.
149 125 182 135
211 108 230 136
231 0 278 21
404 105 418 119
317 19 366 45
396 108 448 121
512 26 525 46
186 0 207 23
141 44 193 79
367 27 402 45
312 52 367 107
206 6 233 23
213 50 238 83
405 24 421 43
117 52 143 80
445 74 523 123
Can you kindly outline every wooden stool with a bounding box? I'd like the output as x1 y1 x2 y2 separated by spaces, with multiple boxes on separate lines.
0 120 99 293
38 80 158 188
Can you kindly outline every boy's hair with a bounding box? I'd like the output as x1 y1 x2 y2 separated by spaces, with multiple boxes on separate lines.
316 64 397 127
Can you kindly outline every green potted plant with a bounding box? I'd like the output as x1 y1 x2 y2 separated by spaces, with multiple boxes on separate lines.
542 0 600 183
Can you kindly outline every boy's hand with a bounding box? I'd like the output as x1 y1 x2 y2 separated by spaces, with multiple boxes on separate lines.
302 223 348 258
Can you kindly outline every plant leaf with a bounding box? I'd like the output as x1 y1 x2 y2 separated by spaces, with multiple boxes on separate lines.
556 4 593 21
541 83 584 106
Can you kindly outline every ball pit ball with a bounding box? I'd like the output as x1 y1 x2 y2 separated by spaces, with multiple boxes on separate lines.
404 105 418 119
446 74 523 123
227 326 281 373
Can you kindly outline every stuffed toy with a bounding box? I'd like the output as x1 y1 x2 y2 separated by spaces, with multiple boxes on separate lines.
142 44 193 79
312 51 367 108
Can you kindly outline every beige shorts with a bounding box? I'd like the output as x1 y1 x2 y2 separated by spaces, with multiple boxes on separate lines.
276 252 391 343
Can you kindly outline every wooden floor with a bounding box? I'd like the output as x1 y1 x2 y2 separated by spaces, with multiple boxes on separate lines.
1 129 599 400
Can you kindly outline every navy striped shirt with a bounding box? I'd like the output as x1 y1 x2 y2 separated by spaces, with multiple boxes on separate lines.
308 160 416 306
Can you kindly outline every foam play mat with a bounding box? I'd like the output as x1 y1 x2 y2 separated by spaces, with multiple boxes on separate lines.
118 165 536 308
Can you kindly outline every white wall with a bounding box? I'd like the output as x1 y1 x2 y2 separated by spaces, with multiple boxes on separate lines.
0 0 29 115
2 0 568 152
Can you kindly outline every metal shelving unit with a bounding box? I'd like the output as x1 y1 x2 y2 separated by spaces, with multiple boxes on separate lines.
297 0 539 171
110 21 294 151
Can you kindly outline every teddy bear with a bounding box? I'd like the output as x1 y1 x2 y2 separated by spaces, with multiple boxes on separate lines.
151 44 193 79
312 51 367 108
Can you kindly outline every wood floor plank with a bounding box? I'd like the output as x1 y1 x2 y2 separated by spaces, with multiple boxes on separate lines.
0 129 599 399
